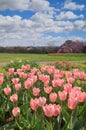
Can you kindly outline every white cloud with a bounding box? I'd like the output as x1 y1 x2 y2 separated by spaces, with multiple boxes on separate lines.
31 12 53 25
0 15 42 46
0 0 54 12
0 34 86 47
0 0 85 47
74 20 86 31
56 11 84 20
0 11 86 47
0 0 29 11
64 0 85 10
67 36 86 42
28 0 53 12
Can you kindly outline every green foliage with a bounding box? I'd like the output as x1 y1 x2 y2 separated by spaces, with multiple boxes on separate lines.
6 59 40 70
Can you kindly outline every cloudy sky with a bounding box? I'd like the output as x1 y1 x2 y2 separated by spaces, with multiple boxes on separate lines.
0 0 86 46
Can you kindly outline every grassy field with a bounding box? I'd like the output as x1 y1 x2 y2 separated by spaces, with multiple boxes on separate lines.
0 53 86 63
0 53 86 73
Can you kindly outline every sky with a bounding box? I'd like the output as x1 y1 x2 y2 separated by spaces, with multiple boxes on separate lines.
0 0 86 47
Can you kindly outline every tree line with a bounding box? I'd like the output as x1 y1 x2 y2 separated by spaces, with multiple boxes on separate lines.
0 46 59 54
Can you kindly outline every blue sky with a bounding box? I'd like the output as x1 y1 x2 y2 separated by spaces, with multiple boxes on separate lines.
0 0 86 46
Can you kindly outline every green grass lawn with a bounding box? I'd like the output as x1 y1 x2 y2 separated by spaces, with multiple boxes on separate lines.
0 53 86 73
0 53 86 63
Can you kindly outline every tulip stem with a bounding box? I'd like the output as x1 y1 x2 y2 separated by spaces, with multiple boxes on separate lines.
15 118 22 130
68 110 73 129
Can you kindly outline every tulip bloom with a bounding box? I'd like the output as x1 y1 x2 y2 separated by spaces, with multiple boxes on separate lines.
32 87 40 96
39 97 46 106
14 83 21 91
21 65 27 71
12 107 20 117
67 78 75 84
42 104 54 117
4 87 11 95
11 78 19 84
53 104 61 116
44 86 52 94
42 104 61 117
68 98 77 110
24 78 33 89
10 94 18 103
78 92 86 102
30 98 39 111
49 92 57 103
58 91 67 101
8 68 14 76
19 72 27 79
52 79 64 87
0 73 4 85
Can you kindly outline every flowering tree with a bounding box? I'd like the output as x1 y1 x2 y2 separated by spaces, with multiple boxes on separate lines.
58 40 84 53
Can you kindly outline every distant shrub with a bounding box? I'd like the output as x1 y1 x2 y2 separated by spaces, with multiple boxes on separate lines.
55 60 78 71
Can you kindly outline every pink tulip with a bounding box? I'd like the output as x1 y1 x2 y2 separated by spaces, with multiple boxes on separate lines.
41 75 50 87
73 69 79 73
32 87 40 96
58 91 67 101
54 74 60 80
32 75 37 83
26 64 30 71
69 87 81 99
74 72 80 79
68 97 77 110
78 92 86 102
42 104 61 117
0 75 4 85
83 73 86 80
8 68 14 76
0 73 3 77
52 79 64 87
24 78 33 89
4 87 11 95
10 94 18 103
46 66 54 74
59 71 65 77
63 83 72 93
31 67 38 74
12 107 20 117
79 72 84 79
44 86 52 94
42 104 54 117
53 69 59 75
41 66 46 72
11 78 19 84
67 77 75 84
28 75 37 84
39 97 46 106
38 73 44 81
28 73 34 78
14 83 21 91
30 98 39 111
19 72 27 79
53 104 61 116
21 65 27 71
65 72 72 78
17 69 22 75
49 92 57 103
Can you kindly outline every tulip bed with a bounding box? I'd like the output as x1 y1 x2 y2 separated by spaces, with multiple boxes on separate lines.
55 60 79 71
0 62 86 130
